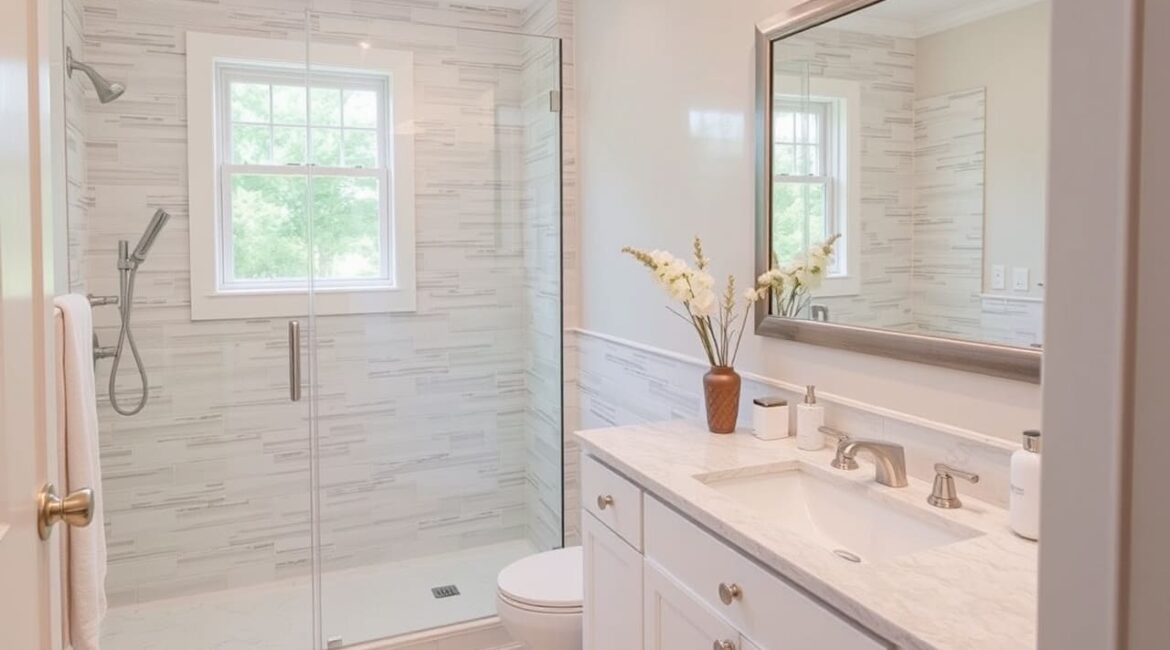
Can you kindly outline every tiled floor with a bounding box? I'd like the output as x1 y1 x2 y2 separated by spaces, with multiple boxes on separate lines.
101 539 537 650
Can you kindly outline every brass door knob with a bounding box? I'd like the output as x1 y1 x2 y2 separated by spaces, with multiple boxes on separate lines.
37 483 95 540
597 495 614 510
718 582 742 605
713 640 736 650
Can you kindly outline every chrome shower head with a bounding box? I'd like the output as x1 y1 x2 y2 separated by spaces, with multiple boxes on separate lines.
130 209 170 265
66 46 125 104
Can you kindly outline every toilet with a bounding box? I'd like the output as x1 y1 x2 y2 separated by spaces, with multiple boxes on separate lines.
496 546 583 650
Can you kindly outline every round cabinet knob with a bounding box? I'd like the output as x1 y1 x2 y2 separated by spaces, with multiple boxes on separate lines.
597 494 614 510
718 582 742 605
713 641 736 650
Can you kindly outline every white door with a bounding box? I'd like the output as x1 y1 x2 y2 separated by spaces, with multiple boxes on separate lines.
739 635 764 650
582 511 643 650
0 0 63 647
644 559 740 650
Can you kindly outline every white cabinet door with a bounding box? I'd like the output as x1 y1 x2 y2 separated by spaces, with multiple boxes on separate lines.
583 511 643 650
644 559 741 650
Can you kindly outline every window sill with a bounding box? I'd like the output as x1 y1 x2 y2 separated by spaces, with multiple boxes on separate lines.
191 286 416 321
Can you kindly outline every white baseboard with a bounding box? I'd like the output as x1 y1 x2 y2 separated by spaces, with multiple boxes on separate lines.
341 616 522 650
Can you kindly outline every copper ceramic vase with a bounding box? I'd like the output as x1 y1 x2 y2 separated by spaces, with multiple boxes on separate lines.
703 366 741 434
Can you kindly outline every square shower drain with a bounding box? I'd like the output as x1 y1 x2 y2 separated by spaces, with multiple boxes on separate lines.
431 584 461 599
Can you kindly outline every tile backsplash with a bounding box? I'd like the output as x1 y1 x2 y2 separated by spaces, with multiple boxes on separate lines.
571 329 1018 510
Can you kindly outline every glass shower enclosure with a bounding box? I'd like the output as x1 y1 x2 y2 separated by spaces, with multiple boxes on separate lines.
304 11 564 647
62 3 562 648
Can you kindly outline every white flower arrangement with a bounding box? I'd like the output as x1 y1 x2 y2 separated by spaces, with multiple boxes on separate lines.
758 233 841 318
623 237 765 368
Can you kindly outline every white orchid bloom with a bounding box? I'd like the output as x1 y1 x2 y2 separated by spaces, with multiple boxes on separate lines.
690 289 717 316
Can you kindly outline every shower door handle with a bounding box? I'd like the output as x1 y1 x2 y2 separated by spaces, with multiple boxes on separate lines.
288 320 302 402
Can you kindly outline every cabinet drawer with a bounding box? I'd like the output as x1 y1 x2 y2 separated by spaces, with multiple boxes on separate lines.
581 454 644 550
644 496 890 650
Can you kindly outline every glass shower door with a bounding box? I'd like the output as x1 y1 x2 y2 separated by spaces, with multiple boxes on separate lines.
70 18 321 650
305 11 563 647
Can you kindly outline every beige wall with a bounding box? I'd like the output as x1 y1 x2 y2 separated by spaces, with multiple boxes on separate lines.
1038 0 1138 646
575 0 1041 439
916 2 1050 299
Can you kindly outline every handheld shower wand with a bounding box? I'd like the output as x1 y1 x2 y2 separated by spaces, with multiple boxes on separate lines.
107 208 170 415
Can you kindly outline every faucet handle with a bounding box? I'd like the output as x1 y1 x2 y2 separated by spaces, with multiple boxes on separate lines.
819 425 850 444
935 463 979 483
928 463 980 509
821 426 859 470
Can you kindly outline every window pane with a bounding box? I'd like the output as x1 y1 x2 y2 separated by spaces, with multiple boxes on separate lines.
311 128 342 166
803 112 819 143
343 130 377 168
796 144 819 176
775 111 794 142
310 87 342 126
311 176 382 279
273 126 306 165
343 89 377 128
229 174 308 281
232 124 271 164
272 85 307 125
231 82 270 123
771 181 827 265
775 144 796 176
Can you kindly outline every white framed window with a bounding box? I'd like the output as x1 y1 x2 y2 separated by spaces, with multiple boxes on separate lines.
772 76 860 297
186 32 416 320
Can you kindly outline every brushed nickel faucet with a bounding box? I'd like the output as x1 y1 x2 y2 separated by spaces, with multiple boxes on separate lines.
831 438 909 488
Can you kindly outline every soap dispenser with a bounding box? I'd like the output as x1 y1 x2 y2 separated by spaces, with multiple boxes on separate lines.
1010 429 1041 540
796 385 825 451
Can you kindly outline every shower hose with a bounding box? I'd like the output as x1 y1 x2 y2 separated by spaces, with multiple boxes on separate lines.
108 265 149 416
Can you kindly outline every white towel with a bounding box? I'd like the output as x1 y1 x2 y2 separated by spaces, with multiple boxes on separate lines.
54 294 107 650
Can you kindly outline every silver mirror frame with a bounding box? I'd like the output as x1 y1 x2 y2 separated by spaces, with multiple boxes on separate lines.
753 0 1042 384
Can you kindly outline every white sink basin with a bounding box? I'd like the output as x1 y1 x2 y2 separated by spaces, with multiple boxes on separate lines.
696 464 981 563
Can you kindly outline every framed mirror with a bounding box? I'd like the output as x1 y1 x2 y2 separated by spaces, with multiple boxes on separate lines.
754 0 1048 382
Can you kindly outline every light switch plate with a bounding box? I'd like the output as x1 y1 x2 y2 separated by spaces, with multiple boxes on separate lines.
1012 267 1030 291
991 265 1006 290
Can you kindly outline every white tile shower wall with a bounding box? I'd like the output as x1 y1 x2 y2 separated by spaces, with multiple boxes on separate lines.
911 88 987 339
775 28 917 331
74 0 566 604
573 329 1017 508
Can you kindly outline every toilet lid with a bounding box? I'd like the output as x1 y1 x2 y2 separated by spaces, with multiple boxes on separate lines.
497 546 582 609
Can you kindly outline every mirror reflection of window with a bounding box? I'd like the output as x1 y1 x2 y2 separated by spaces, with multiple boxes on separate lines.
772 100 831 269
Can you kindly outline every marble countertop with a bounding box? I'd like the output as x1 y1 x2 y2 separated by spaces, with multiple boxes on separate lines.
573 420 1038 650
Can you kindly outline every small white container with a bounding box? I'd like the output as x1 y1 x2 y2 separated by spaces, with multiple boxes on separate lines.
1010 430 1041 540
752 396 790 440
796 385 825 451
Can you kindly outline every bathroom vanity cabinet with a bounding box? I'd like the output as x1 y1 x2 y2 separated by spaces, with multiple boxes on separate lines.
581 454 891 650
